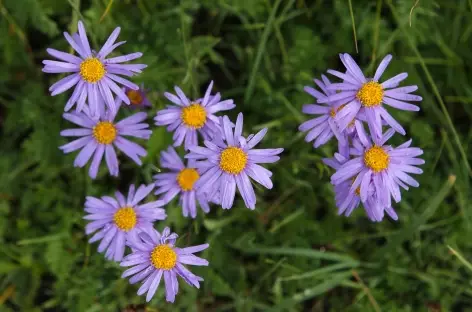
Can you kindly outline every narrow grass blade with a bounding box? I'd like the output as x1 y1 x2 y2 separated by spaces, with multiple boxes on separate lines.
279 263 358 282
352 270 382 312
448 245 472 272
269 208 304 233
244 0 283 103
234 245 359 264
266 272 353 311
17 233 67 245
99 0 114 23
347 0 358 53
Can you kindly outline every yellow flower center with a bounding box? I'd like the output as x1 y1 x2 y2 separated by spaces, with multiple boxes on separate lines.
177 168 200 191
330 104 347 118
113 207 137 232
79 58 106 83
364 145 389 172
219 147 248 175
150 244 177 270
126 90 143 105
93 121 117 145
356 81 384 107
181 103 207 129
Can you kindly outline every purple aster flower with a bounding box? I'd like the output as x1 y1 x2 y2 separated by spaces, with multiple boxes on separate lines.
330 121 424 215
323 146 398 222
185 113 283 210
153 147 210 218
121 227 209 302
154 81 236 150
84 184 166 262
43 20 147 116
123 83 152 109
323 53 422 138
59 103 151 179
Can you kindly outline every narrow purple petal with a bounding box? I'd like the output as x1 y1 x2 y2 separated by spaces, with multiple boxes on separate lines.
201 81 213 106
74 141 98 167
60 136 92 153
383 97 420 111
304 86 326 100
164 271 176 302
97 226 117 253
221 174 236 209
246 128 268 149
46 48 82 64
60 128 92 137
331 158 364 184
43 60 79 70
129 266 155 285
318 91 356 104
107 63 147 73
88 145 105 179
106 52 143 64
174 86 190 106
113 137 147 165
302 104 330 115
42 66 78 74
105 145 119 176
145 270 163 302
97 27 121 58
381 73 408 88
326 69 360 86
50 74 81 96
373 54 392 81
116 112 148 127
378 107 405 135
245 164 273 189
175 263 202 288
107 73 139 90
222 115 235 145
233 113 243 142
76 21 92 56
132 184 154 206
207 100 235 114
98 81 116 113
177 244 209 255
342 54 366 83
178 254 209 266
235 172 256 209
384 91 422 102
299 116 328 133
65 80 85 111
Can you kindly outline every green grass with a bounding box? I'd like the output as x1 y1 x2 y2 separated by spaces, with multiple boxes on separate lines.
1 0 472 311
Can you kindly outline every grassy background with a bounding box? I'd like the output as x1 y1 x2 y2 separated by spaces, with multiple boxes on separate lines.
1 0 472 311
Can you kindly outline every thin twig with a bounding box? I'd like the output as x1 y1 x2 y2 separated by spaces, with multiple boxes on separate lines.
180 10 198 98
409 0 420 27
371 0 383 65
99 0 114 23
348 0 358 53
352 270 382 312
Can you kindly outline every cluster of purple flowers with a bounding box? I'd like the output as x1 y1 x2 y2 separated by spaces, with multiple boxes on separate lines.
299 53 425 222
43 21 283 303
